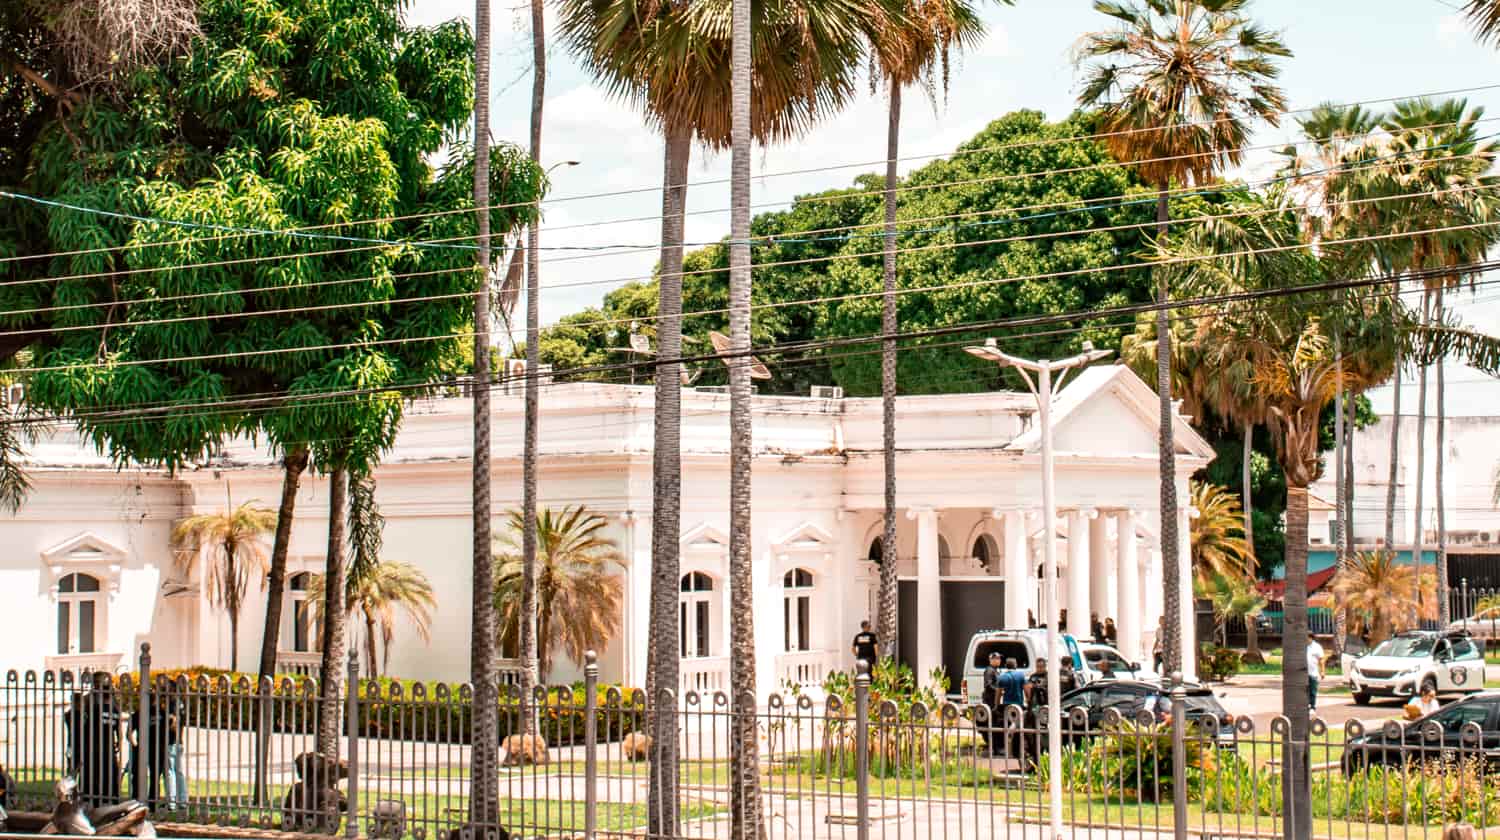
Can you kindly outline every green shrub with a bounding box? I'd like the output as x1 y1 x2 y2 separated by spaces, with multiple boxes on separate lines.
98 667 643 746
1198 645 1243 682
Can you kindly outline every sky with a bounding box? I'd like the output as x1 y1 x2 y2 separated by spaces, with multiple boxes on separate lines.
406 0 1500 413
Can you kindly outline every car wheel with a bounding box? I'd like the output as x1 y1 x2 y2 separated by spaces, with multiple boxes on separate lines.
1353 692 1371 706
1421 676 1438 696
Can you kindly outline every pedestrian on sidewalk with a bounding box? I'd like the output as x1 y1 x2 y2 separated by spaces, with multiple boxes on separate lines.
1307 636 1326 712
851 621 879 669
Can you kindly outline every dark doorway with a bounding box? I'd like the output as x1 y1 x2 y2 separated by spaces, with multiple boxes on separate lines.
896 580 1006 694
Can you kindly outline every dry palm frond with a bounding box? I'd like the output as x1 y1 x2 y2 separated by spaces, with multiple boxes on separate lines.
1331 551 1438 645
1190 481 1253 583
493 505 626 677
36 0 200 85
171 502 277 612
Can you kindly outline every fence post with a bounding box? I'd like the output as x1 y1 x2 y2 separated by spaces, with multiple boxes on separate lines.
138 643 152 809
345 650 359 840
854 659 871 840
1461 578 1469 628
584 650 599 840
1169 671 1187 840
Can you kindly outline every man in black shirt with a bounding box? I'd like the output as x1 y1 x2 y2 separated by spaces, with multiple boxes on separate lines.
851 621 879 666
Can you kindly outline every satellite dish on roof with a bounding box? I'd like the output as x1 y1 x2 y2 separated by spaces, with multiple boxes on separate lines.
708 330 771 380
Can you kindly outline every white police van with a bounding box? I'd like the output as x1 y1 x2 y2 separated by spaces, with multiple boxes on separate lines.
960 628 1087 706
1344 630 1488 706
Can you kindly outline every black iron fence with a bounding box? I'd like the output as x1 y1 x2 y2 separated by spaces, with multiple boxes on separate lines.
2 645 1496 839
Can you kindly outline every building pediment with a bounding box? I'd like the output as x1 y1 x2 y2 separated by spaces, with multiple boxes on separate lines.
40 532 127 572
681 522 729 552
1005 365 1215 461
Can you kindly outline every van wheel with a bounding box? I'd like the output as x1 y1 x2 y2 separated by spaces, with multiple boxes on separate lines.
1352 692 1371 706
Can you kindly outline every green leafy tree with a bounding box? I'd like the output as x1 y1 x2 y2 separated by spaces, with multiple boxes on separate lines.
6 0 541 784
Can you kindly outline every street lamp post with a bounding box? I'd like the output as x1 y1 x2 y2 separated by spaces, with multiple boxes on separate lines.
964 337 1113 840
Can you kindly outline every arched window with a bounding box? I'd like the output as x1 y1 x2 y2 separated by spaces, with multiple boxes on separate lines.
972 534 999 571
288 573 314 653
783 569 814 652
57 573 102 655
680 573 715 659
867 538 883 564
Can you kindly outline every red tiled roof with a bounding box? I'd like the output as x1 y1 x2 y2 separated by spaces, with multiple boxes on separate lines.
1256 565 1339 600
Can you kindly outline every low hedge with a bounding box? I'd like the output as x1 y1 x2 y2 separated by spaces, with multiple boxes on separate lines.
97 668 644 746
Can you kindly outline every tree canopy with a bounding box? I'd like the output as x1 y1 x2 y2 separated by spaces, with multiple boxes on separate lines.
2 0 544 477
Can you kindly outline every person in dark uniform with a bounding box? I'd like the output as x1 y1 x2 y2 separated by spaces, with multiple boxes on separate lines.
1058 656 1079 696
851 621 879 667
1091 613 1105 644
129 695 174 807
981 652 1005 754
1023 659 1053 765
66 682 123 807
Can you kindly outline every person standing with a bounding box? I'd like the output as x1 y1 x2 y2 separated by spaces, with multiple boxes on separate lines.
851 621 880 668
1058 656 1078 696
162 692 186 810
999 658 1027 710
981 652 1005 753
1103 618 1118 644
1152 616 1166 673
1090 613 1105 644
1307 637 1326 711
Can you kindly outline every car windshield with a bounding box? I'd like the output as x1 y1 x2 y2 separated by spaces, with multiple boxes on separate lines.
1371 636 1436 658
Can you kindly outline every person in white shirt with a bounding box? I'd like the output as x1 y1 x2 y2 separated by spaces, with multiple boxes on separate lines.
1416 685 1441 717
1306 638 1325 711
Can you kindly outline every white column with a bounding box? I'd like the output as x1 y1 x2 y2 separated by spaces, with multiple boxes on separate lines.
1144 549 1164 658
910 508 942 684
1089 512 1112 638
1116 509 1141 662
1004 509 1028 629
1178 506 1198 681
1067 510 1091 639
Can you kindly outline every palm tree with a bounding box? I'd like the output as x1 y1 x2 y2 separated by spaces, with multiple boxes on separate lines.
307 561 436 680
257 447 311 681
1277 103 1381 654
557 0 873 832
519 0 548 733
868 0 990 661
1464 1 1500 43
1188 482 1253 585
1199 571 1266 647
171 499 277 672
1076 0 1290 677
1331 551 1438 646
471 0 501 827
494 506 626 680
1379 99 1499 624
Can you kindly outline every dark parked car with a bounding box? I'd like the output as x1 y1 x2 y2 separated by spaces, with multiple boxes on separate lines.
1056 680 1238 747
1342 692 1500 775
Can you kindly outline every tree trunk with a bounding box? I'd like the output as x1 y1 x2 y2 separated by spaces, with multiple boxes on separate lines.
1385 346 1402 551
1343 394 1355 558
258 448 310 681
1435 286 1449 625
365 613 379 681
518 0 547 739
316 467 348 767
645 125 691 840
1281 483 1311 840
1333 354 1346 659
728 0 763 837
470 0 501 825
1412 291 1430 626
1154 188 1183 676
229 593 239 673
877 80 901 660
1242 421 1254 555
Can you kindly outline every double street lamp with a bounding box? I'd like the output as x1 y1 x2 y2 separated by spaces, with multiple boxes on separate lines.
964 337 1113 840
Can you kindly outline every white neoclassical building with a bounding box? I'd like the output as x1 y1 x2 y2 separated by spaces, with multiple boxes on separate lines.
2 364 1212 694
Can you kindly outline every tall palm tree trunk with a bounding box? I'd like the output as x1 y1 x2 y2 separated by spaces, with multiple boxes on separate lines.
258 447 310 681
1412 291 1430 626
1333 356 1346 657
1435 286 1449 624
316 467 349 767
727 0 763 836
645 124 690 840
1385 348 1402 550
877 80 901 659
518 0 547 735
470 0 501 826
1281 483 1312 840
1344 394 1355 557
1153 188 1183 675
364 613 379 681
